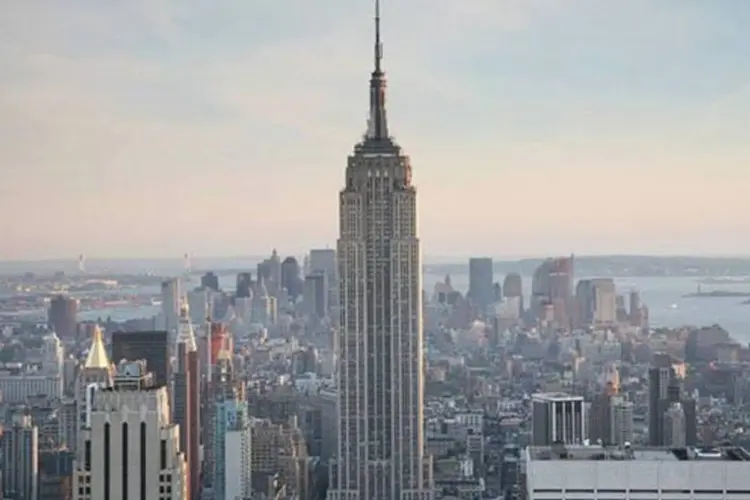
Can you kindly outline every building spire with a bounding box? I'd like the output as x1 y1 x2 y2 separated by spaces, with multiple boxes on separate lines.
84 325 112 370
366 0 389 140
375 0 382 73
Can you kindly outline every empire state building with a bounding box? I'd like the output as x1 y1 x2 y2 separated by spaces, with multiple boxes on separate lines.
328 2 434 500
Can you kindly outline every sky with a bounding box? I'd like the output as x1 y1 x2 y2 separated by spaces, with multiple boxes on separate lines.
2 0 750 260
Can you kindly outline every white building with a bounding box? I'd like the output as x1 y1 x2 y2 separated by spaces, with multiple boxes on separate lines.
526 445 750 500
73 384 187 500
531 393 586 446
0 371 62 404
41 332 64 376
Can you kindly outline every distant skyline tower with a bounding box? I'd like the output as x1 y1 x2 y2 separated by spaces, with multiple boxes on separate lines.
184 252 192 274
161 278 181 340
78 253 85 274
328 1 434 499
468 257 494 311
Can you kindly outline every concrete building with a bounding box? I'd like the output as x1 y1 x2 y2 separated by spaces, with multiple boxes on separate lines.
327 2 434 499
75 325 113 450
303 271 328 320
2 409 39 500
525 445 750 499
0 369 63 404
72 372 187 500
531 393 586 446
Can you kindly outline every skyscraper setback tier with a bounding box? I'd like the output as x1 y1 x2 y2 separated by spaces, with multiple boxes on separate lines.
328 2 434 499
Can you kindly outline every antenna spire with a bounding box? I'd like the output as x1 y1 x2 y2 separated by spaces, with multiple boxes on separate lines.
375 0 382 73
365 0 389 140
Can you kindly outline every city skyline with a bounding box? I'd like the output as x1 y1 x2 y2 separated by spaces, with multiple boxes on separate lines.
3 1 750 259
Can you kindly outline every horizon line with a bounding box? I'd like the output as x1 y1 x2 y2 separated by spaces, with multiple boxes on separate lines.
3 252 750 265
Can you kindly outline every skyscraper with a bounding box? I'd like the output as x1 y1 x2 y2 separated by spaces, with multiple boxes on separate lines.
174 300 201 500
48 295 78 340
72 367 187 500
2 409 39 500
328 2 433 499
468 257 494 311
161 278 181 339
111 330 170 387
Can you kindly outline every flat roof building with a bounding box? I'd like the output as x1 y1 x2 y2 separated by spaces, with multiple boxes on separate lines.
526 445 750 500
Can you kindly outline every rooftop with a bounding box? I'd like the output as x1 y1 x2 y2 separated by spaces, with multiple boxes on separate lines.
531 392 583 402
528 445 750 462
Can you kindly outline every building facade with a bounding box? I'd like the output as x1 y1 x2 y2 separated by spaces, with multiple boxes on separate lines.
328 3 433 499
2 410 39 500
531 393 586 446
72 384 187 500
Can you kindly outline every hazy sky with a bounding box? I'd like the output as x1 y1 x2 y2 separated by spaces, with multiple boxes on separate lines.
2 0 750 260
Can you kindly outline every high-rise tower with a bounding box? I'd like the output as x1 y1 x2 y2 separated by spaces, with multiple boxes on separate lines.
174 299 201 500
328 2 433 499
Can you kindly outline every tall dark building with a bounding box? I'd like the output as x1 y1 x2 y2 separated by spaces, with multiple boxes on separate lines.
174 303 200 500
201 272 220 292
648 353 696 446
111 330 170 387
281 256 302 300
304 272 328 319
48 295 78 339
468 257 494 310
236 272 253 298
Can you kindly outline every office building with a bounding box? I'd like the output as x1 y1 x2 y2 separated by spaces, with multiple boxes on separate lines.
327 3 434 498
0 369 63 404
303 271 328 319
525 445 750 500
309 249 337 316
213 385 252 500
48 295 78 340
72 367 187 500
39 449 75 500
111 330 170 387
468 257 494 311
173 301 200 500
648 353 696 446
589 387 633 446
2 409 39 500
161 278 181 339
531 393 586 446
236 272 253 299
187 287 211 325
76 325 113 448
201 272 220 292
531 256 574 325
281 256 302 301
204 350 245 491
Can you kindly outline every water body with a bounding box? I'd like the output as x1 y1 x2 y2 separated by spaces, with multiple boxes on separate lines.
79 273 750 344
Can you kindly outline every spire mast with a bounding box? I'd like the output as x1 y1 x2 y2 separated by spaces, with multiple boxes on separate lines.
365 0 389 140
375 0 382 73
